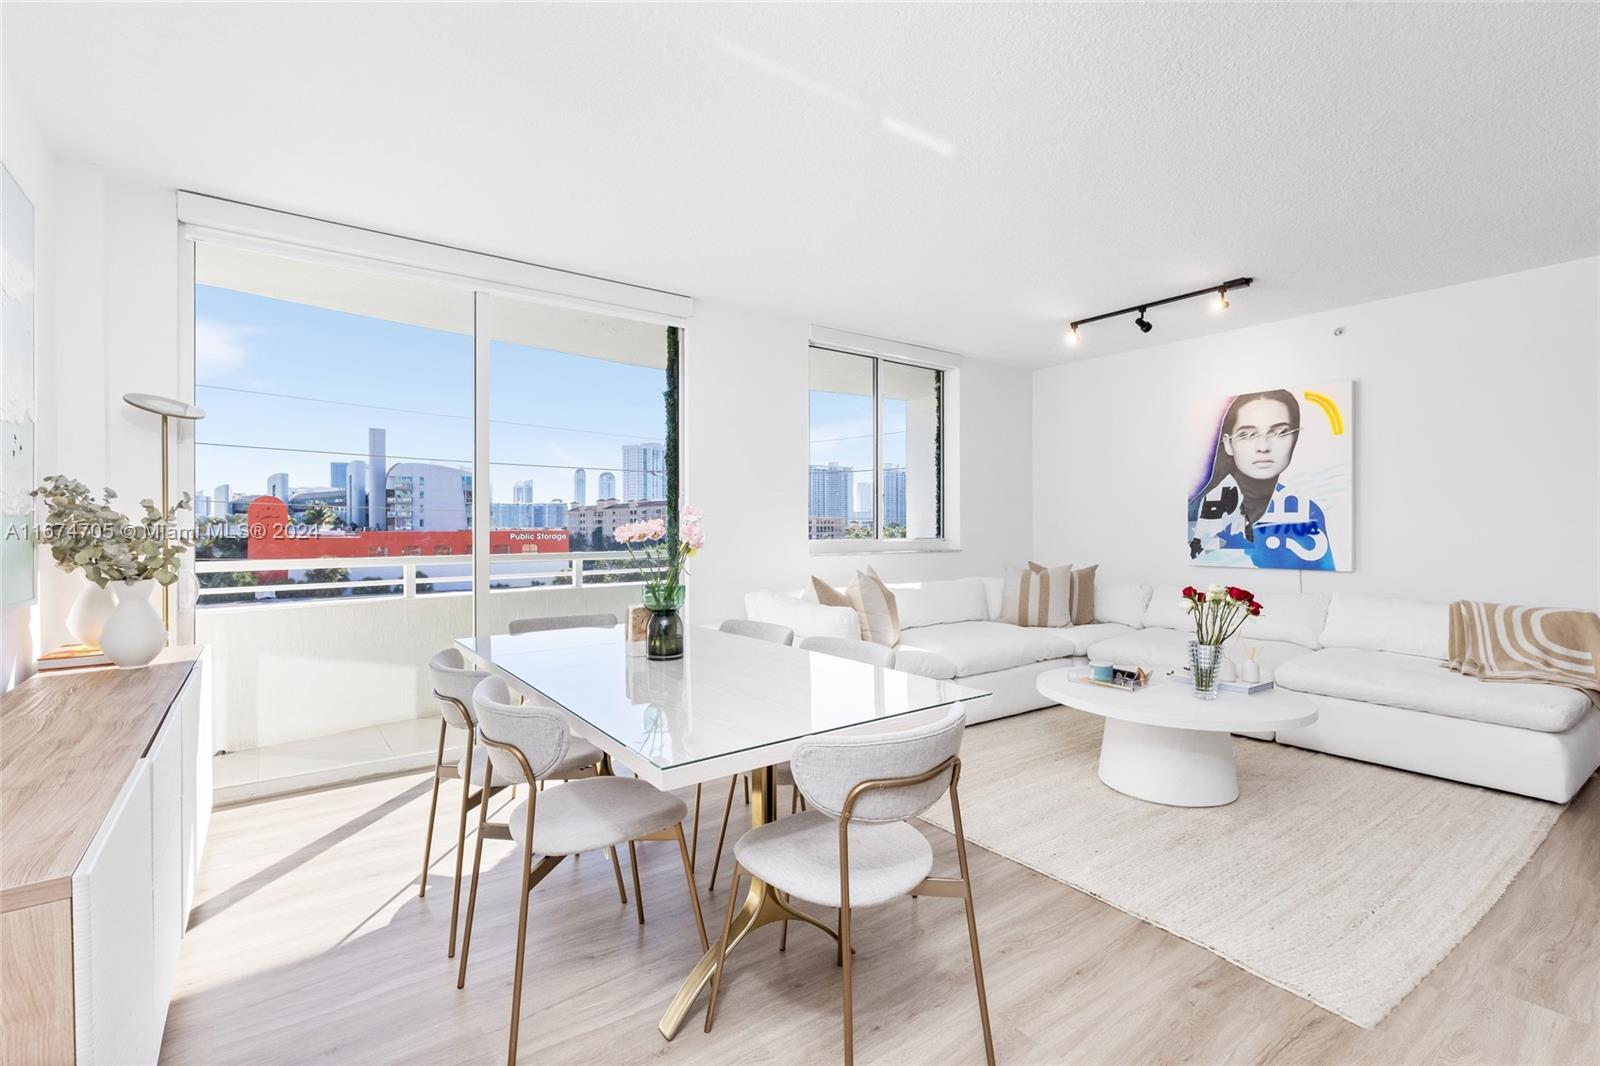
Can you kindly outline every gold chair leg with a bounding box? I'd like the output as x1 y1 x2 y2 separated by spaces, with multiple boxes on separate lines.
690 783 702 869
708 774 738 892
703 864 744 1033
506 805 537 1066
840 899 855 1066
672 824 709 950
419 720 447 897
456 764 494 989
609 846 628 904
950 782 996 1066
628 841 645 926
447 728 476 957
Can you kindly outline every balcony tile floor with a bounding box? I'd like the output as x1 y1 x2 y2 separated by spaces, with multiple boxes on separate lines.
215 717 453 805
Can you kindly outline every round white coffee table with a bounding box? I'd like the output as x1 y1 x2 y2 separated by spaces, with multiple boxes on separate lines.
1036 668 1318 807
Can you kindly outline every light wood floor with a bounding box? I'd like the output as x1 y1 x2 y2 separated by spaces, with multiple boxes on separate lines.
160 733 1600 1065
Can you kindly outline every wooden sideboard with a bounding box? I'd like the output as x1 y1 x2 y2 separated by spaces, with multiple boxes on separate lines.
1 647 212 1066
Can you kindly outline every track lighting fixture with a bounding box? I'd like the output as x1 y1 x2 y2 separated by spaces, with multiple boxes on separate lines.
1065 276 1252 346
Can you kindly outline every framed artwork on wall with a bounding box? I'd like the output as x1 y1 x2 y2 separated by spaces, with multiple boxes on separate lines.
1186 380 1353 572
2 164 37 609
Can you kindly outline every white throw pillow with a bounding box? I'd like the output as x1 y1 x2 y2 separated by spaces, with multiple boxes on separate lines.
743 590 860 642
1236 593 1329 649
1141 584 1197 632
1094 579 1152 628
982 576 1003 620
886 577 988 629
848 568 901 646
1320 594 1449 660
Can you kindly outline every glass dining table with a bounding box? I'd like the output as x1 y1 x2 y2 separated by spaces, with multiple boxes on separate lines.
454 625 989 1039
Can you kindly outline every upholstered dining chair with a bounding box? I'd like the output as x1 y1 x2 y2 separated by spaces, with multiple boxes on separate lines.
703 632 898 891
507 611 617 634
699 619 800 886
422 649 621 959
703 706 994 1066
797 636 897 667
457 676 709 1066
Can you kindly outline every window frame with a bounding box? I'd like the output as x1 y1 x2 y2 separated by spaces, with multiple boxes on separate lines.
807 329 960 555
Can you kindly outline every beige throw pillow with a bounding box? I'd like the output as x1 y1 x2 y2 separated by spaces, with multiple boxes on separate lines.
847 567 901 646
1000 562 1074 627
811 576 851 608
1069 564 1098 626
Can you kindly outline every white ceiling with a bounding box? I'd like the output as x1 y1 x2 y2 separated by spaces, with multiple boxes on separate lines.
5 2 1597 367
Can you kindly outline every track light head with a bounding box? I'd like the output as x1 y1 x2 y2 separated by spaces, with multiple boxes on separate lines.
1134 310 1152 334
1213 288 1230 312
1066 324 1081 346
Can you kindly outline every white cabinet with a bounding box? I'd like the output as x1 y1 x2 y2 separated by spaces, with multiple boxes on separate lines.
176 656 212 923
70 763 158 1066
42 650 214 1066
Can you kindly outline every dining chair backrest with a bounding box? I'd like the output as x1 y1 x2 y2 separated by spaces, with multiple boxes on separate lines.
430 647 488 729
508 613 617 634
798 636 895 668
718 619 795 645
790 706 966 825
472 676 571 783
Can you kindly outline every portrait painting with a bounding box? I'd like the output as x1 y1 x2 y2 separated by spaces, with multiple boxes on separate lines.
1186 380 1352 572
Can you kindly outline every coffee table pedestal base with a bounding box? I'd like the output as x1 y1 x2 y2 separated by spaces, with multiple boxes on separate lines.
1097 717 1239 807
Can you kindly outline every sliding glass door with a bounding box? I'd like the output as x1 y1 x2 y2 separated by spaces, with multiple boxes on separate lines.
475 292 678 643
188 244 680 795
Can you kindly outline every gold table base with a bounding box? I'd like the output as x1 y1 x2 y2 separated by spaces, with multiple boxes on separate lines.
657 765 835 1039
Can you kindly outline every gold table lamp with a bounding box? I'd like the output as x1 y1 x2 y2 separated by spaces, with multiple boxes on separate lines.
122 392 206 631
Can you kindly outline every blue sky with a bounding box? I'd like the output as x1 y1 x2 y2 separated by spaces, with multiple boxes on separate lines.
194 286 668 511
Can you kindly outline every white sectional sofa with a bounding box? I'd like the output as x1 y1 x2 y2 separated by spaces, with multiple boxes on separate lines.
743 575 1600 803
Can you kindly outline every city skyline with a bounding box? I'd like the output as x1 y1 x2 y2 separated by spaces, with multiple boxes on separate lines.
194 283 671 516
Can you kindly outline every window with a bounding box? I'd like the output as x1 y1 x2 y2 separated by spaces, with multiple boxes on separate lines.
808 345 944 543
192 243 475 604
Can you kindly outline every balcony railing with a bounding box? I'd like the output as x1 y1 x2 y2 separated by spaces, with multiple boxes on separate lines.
193 550 656 606
192 550 659 759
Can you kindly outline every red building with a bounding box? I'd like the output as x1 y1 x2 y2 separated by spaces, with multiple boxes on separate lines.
244 496 570 560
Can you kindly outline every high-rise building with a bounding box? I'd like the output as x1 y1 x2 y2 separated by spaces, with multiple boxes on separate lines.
852 481 873 524
622 442 666 501
573 468 586 506
513 479 536 505
530 499 568 529
329 461 348 493
598 471 616 500
883 464 908 529
808 463 852 525
367 428 388 531
386 463 471 531
345 461 368 527
211 483 232 518
267 472 290 503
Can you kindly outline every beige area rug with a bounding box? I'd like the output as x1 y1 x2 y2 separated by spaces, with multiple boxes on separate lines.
919 707 1563 1029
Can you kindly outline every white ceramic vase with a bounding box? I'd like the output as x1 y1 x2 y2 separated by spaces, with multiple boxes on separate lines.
65 581 117 647
101 579 166 668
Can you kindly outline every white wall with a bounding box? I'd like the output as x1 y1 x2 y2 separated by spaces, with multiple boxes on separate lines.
32 163 179 655
1032 258 1600 610
1 73 54 689
683 301 1035 624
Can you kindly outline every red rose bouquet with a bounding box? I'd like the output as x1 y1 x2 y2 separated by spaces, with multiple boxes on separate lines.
1181 583 1263 646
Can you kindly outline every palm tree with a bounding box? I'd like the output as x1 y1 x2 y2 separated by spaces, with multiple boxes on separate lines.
300 502 338 529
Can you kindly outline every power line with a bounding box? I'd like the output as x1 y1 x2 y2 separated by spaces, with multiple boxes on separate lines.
196 440 668 476
196 383 660 441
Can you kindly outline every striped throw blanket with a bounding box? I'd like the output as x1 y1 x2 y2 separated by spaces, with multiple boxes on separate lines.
1447 602 1600 709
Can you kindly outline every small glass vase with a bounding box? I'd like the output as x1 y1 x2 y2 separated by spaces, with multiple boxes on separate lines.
1189 640 1222 700
642 585 686 661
